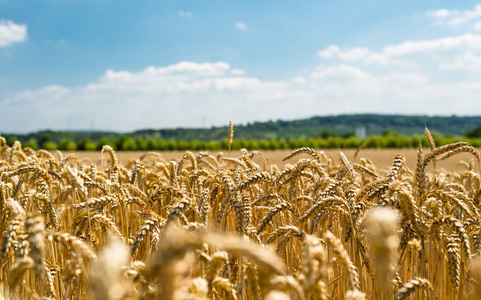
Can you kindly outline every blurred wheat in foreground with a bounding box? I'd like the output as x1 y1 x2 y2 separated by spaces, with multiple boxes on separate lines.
1 133 481 299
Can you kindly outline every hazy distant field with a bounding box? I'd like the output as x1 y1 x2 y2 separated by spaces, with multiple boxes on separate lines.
69 148 480 172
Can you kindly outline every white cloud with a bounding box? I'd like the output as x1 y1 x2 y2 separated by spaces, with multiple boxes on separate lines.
337 47 371 61
319 45 389 64
427 4 481 30
92 64 259 94
1 62 284 132
235 22 248 31
178 11 193 18
383 33 481 56
5 5 481 133
318 33 481 71
310 65 371 80
8 85 70 104
231 69 246 75
0 20 27 47
437 52 481 70
3 44 481 133
474 20 481 31
317 45 340 58
427 9 454 19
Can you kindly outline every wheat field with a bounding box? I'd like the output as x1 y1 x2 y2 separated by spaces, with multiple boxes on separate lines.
1 134 481 299
67 148 479 172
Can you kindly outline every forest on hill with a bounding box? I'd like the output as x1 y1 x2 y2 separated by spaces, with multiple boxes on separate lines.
2 114 481 151
133 114 481 140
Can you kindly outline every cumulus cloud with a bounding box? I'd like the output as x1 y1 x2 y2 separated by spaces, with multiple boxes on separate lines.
475 20 481 31
8 85 70 104
231 69 246 75
1 62 289 132
310 65 371 80
0 20 27 47
4 5 481 133
178 11 193 18
427 4 481 30
317 45 340 58
3 44 481 133
318 33 481 72
427 9 454 19
235 22 248 31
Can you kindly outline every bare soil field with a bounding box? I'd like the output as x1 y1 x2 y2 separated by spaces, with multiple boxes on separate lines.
68 148 480 172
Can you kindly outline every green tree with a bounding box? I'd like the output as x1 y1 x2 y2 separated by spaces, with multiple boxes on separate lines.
165 140 177 151
367 136 383 148
143 138 156 150
119 137 138 151
306 138 320 149
248 140 260 150
24 139 39 150
470 138 481 147
287 139 299 149
319 129 336 139
258 140 270 150
177 140 189 151
238 139 249 149
42 141 58 151
466 126 481 138
206 140 221 150
97 138 116 150
136 138 147 150
59 139 77 151
267 139 279 150
191 140 205 150
84 141 98 151
326 137 342 148
156 139 168 151
343 137 362 148
410 135 423 148
7 137 18 146
77 139 97 151
296 138 307 148
277 138 288 149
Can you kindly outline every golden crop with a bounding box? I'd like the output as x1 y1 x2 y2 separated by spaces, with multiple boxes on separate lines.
0 134 480 299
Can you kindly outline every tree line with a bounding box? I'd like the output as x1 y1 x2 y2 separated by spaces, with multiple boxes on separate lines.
4 131 481 151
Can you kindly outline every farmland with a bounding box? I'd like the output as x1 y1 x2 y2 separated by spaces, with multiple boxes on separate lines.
68 148 479 172
6 1 481 299
1 136 481 299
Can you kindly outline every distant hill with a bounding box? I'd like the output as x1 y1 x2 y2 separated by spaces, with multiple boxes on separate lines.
132 114 481 140
3 114 481 145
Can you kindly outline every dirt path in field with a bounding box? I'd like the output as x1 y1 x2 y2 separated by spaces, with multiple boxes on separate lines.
66 148 480 173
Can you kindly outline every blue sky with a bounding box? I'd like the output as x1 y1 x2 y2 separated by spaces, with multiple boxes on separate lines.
1 1 481 133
